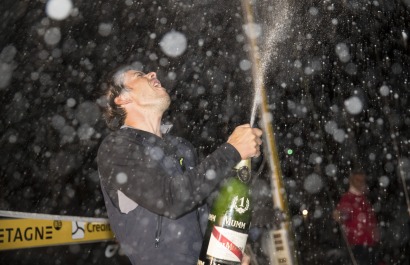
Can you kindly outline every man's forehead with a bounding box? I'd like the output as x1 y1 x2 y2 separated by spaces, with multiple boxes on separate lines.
126 70 145 75
352 173 366 179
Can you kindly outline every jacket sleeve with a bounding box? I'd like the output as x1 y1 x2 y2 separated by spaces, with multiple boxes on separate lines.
97 134 241 219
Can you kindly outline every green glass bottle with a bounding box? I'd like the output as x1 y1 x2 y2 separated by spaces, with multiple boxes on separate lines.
197 159 252 265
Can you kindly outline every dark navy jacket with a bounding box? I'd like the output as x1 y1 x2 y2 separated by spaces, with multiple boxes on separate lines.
97 127 241 265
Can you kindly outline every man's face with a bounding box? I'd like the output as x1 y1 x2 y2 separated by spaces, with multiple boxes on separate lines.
122 70 170 112
350 173 367 193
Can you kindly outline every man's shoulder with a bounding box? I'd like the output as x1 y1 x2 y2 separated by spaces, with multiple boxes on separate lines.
102 128 145 143
166 134 195 151
99 130 126 146
340 191 352 198
98 129 144 155
339 191 357 203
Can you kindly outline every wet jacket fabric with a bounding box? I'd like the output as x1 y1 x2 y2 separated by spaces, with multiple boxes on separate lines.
336 191 379 246
97 127 241 265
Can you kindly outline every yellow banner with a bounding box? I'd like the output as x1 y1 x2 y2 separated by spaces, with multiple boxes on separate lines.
0 218 115 251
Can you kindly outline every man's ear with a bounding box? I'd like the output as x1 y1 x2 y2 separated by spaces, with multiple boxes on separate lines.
114 93 132 105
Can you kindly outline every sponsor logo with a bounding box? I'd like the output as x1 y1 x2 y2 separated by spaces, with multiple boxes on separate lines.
87 223 111 232
71 221 112 240
0 226 53 243
212 227 243 260
0 218 114 250
53 220 62 231
232 196 250 214
223 217 246 229
71 221 85 239
237 166 251 183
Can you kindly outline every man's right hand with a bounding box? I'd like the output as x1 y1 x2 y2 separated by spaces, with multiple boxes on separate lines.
227 124 263 160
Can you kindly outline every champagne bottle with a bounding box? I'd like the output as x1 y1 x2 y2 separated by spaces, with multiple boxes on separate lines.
197 159 252 265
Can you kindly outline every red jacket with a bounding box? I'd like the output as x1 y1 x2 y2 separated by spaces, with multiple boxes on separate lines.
336 191 379 246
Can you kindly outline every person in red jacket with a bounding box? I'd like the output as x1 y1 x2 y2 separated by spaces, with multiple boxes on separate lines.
333 170 380 265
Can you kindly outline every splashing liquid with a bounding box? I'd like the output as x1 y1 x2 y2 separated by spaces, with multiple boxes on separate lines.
242 0 290 126
241 1 299 265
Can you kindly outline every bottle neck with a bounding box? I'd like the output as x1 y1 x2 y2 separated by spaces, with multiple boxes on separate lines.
234 159 252 184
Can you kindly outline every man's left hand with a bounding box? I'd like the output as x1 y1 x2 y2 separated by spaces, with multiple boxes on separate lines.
241 253 251 265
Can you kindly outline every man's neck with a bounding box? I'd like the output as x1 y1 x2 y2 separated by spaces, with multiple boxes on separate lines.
124 113 163 137
349 186 364 196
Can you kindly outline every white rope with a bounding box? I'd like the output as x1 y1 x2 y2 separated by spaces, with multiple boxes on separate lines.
0 210 109 223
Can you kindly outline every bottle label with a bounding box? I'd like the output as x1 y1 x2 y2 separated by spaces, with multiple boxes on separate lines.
232 196 250 214
206 226 248 262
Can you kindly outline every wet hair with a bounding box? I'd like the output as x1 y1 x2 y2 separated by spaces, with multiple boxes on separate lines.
350 169 366 179
102 65 139 130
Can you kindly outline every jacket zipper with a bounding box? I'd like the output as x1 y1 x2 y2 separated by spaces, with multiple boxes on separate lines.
196 209 204 237
155 215 163 248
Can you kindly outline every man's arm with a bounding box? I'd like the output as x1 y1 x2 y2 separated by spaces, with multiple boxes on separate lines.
333 195 352 222
98 134 241 219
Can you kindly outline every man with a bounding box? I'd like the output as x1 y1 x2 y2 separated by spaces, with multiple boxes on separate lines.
333 170 380 265
97 65 262 265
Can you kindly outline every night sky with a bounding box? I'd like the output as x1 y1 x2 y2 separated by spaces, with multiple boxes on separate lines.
1 0 410 264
